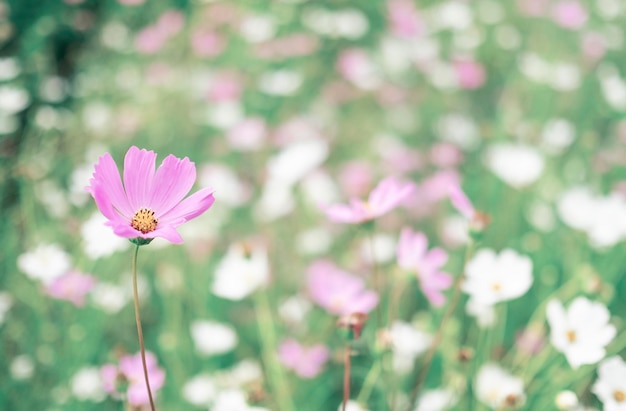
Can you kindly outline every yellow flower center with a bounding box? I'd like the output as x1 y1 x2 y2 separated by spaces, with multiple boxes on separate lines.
614 390 626 402
566 330 576 343
131 208 158 234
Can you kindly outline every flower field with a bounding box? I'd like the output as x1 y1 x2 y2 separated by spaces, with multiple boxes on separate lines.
2 0 626 410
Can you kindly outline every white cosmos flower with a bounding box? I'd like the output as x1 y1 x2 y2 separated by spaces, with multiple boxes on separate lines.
211 242 269 300
213 388 269 411
182 373 216 407
17 243 71 285
190 320 238 356
70 367 105 402
462 249 533 306
337 400 369 411
547 297 616 369
415 388 458 411
484 144 544 188
389 321 432 374
81 212 130 259
475 363 525 409
592 356 626 411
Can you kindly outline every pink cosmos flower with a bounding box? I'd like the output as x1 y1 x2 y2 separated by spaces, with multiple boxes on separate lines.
307 260 378 315
552 1 587 30
387 0 423 38
101 351 165 406
454 59 486 90
324 177 415 224
46 271 95 306
449 184 475 220
191 30 225 57
397 228 452 307
87 146 215 244
135 26 167 54
278 339 329 378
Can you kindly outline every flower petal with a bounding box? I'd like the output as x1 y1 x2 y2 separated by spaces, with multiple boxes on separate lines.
146 225 184 244
159 187 215 224
149 154 196 216
88 153 133 218
123 146 157 212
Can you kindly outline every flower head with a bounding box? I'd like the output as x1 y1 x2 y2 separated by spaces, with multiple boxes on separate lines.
592 356 626 411
397 228 452 307
324 177 415 224
462 249 533 306
46 271 96 306
101 351 165 406
547 297 616 369
307 260 378 315
87 146 215 244
278 339 329 378
475 363 525 409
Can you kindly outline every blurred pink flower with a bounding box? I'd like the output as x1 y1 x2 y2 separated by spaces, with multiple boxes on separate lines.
454 59 486 89
336 48 379 89
101 352 165 406
307 260 378 315
516 0 548 17
86 146 215 244
278 339 329 378
135 26 167 54
387 0 423 37
324 177 415 224
157 10 185 37
191 30 225 57
429 143 463 168
581 32 607 61
46 271 95 306
420 170 460 204
397 228 452 307
227 117 267 151
338 161 373 198
552 1 587 30
207 73 242 102
449 184 475 220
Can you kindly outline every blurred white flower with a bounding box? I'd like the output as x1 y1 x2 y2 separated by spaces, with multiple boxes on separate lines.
70 367 105 402
182 373 216 407
415 388 458 411
547 297 616 369
466 298 496 328
296 227 333 256
337 400 369 411
484 144 544 188
259 70 302 96
463 249 533 306
207 102 244 129
255 179 295 221
81 212 130 259
300 170 340 208
278 295 312 325
220 359 263 387
10 355 34 380
360 234 397 265
598 64 626 110
389 321 432 374
40 76 68 102
212 242 269 300
18 243 71 285
549 62 581 91
213 388 269 411
240 15 276 43
82 102 112 132
519 53 550 83
542 119 576 154
199 163 250 207
190 320 238 356
557 188 626 248
90 283 129 314
592 356 626 411
432 1 473 31
0 292 12 326
302 8 368 39
476 363 525 409
267 138 328 187
34 180 69 218
555 390 578 410
0 114 19 134
597 0 623 20
0 86 30 114
436 113 480 150
0 58 20 81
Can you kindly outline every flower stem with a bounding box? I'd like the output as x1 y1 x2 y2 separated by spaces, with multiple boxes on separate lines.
356 359 380 404
342 344 351 411
367 232 383 330
131 243 156 411
254 290 294 411
408 241 474 408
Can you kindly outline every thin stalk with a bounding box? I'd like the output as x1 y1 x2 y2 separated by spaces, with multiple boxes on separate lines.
356 360 381 404
254 290 294 411
408 241 474 408
131 244 156 411
342 344 351 411
367 232 383 330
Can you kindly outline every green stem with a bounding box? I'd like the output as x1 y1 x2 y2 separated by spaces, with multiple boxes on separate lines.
356 360 381 404
254 290 294 411
407 241 475 409
131 244 156 411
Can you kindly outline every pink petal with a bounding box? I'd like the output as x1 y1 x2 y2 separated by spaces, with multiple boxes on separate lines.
279 339 302 368
123 146 157 212
449 184 474 219
127 383 151 406
423 286 446 307
146 225 184 244
159 187 215 224
342 290 379 315
324 203 363 223
424 248 448 270
397 228 427 268
88 153 134 218
149 154 197 215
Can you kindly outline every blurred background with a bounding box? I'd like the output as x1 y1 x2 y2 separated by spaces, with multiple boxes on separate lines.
2 0 626 410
